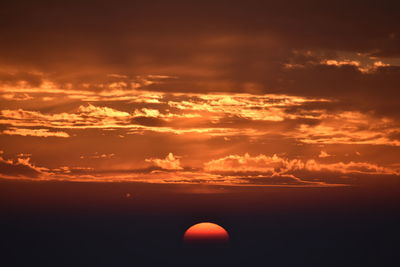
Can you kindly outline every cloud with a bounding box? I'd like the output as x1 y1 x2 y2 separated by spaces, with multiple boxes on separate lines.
145 153 183 170
0 1 398 124
0 1 399 188
1 93 33 101
0 155 43 178
320 59 391 73
80 152 115 159
1 149 397 187
168 94 325 122
78 104 130 117
1 93 399 146
0 105 131 129
2 128 70 138
318 150 331 158
205 153 283 174
293 111 400 146
204 153 398 177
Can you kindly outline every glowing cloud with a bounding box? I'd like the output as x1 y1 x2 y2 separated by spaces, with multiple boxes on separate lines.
145 153 183 170
204 153 398 176
319 150 331 158
2 128 70 138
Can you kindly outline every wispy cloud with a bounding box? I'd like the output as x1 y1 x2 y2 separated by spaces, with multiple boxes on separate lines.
2 128 70 138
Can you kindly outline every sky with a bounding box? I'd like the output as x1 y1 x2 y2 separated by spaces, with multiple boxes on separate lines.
1 0 400 188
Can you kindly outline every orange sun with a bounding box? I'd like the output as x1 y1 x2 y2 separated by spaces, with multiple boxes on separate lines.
183 222 229 244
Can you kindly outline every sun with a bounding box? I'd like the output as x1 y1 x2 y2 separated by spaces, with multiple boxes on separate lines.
183 222 229 244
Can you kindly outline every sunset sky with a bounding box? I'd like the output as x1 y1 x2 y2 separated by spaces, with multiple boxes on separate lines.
1 0 400 188
2 2 400 266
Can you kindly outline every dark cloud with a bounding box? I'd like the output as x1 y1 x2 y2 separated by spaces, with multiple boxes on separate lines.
241 175 322 186
1 1 399 70
0 71 43 87
0 157 42 178
132 117 167 127
388 131 400 141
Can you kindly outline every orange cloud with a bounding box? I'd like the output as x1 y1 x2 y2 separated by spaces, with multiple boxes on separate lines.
204 153 398 176
168 93 327 122
1 149 398 187
318 150 331 158
1 94 399 147
321 59 391 73
80 152 115 159
78 104 130 117
1 93 33 101
2 128 70 138
145 153 183 170
205 153 282 174
1 90 399 148
0 75 173 102
295 112 400 146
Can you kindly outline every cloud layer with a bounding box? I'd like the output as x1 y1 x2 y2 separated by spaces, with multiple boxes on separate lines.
0 1 399 187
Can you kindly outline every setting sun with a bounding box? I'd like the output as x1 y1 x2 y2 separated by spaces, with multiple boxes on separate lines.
183 222 229 244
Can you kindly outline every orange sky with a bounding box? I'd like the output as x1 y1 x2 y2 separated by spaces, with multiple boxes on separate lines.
1 0 400 188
